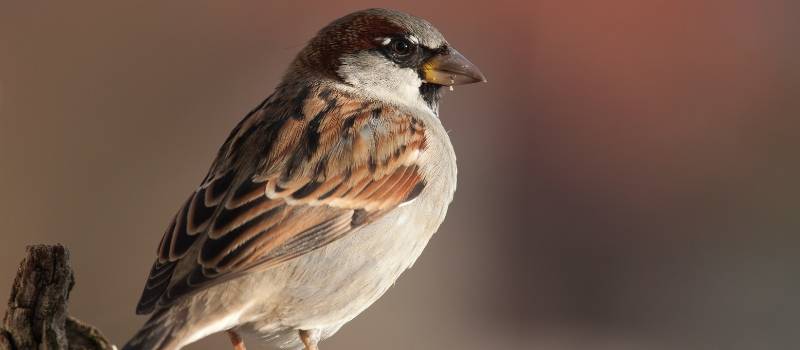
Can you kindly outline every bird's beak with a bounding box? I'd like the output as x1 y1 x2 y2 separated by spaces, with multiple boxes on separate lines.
422 48 487 86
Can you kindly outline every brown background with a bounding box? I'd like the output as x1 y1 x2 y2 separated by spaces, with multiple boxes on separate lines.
1 1 799 349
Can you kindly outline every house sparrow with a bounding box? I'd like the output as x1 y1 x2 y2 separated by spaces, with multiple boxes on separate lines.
123 8 485 350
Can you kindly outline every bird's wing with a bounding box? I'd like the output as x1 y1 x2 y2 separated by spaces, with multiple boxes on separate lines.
135 86 428 314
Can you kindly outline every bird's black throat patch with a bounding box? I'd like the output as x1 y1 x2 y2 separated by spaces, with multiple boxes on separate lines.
419 83 443 112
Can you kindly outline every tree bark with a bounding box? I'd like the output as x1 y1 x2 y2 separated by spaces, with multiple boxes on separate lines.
0 245 114 350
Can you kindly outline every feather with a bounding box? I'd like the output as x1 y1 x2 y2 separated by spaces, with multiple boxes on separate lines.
135 84 428 314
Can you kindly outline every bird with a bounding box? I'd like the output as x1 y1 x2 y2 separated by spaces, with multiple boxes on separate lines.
122 8 485 350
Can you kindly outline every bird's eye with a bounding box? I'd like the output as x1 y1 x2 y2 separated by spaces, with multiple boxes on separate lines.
391 39 414 56
386 38 417 61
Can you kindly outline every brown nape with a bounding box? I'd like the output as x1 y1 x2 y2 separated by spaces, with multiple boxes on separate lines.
292 11 406 81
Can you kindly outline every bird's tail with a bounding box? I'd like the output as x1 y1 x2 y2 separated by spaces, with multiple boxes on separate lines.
122 308 183 350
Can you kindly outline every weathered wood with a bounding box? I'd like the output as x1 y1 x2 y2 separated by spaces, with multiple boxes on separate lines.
0 245 113 350
65 317 114 350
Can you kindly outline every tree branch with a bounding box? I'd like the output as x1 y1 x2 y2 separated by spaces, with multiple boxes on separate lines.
0 245 114 350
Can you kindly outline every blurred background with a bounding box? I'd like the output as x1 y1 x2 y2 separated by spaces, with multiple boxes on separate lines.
1 1 799 349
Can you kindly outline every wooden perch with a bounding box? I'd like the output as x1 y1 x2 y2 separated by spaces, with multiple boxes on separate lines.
1 245 114 350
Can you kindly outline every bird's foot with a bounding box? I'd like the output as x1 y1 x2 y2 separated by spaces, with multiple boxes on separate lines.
299 329 321 350
226 330 246 350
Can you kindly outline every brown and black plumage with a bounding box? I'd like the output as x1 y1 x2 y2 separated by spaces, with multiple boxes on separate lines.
123 8 484 350
137 86 428 314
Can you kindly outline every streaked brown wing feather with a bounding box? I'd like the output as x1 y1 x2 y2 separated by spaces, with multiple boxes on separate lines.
135 85 427 314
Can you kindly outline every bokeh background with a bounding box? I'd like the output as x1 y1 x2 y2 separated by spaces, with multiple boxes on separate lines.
1 1 799 349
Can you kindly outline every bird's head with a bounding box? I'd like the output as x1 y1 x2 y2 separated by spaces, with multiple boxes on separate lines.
286 8 486 113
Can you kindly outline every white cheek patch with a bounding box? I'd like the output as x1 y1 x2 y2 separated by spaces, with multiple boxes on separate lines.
337 51 434 115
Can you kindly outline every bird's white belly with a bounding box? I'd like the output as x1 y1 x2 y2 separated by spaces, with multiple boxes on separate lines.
179 116 457 349
228 186 450 347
